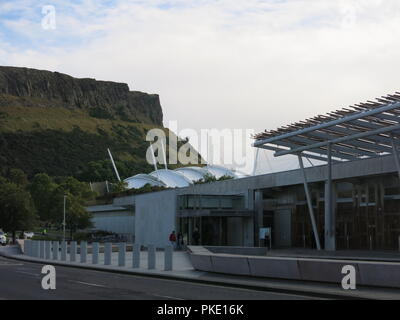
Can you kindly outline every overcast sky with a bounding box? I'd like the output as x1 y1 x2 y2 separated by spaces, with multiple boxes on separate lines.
1 0 400 173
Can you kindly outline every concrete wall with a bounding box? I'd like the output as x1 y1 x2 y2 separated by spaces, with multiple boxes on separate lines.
134 190 177 248
188 247 400 288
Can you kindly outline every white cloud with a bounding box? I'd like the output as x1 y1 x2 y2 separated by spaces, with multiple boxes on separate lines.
1 0 400 172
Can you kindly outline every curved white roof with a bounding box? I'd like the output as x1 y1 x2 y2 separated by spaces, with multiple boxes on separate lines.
174 167 209 183
149 169 192 188
204 165 237 179
124 174 166 189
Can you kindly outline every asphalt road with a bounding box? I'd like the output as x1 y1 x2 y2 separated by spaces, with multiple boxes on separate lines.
0 256 317 300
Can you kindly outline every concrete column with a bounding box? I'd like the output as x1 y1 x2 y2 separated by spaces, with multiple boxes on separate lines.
164 245 173 271
92 242 99 264
39 241 45 259
45 241 51 260
80 241 87 263
132 243 140 268
324 182 336 251
52 241 59 260
324 144 336 251
254 190 264 246
70 241 77 262
118 243 126 267
104 243 112 265
61 241 67 261
148 244 156 269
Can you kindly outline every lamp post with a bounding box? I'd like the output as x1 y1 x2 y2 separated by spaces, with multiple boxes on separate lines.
63 194 67 242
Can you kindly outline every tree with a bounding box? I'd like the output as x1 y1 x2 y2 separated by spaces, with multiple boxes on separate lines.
29 173 57 222
0 180 37 242
7 168 28 186
47 184 93 239
110 180 128 193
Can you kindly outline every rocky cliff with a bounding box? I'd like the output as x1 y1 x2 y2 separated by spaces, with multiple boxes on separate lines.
0 66 163 125
0 66 170 179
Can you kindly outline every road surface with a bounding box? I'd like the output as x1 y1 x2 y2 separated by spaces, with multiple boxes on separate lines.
0 256 317 300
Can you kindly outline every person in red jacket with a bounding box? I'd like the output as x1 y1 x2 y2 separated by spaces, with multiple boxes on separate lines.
169 231 177 249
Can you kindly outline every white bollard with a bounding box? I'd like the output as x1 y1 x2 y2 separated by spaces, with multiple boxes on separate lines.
164 245 173 271
148 244 156 270
61 241 67 261
80 241 87 263
70 241 77 262
24 240 31 256
45 241 51 259
92 242 99 264
132 243 140 268
118 243 126 267
104 243 112 265
52 241 59 260
39 241 45 259
33 241 40 258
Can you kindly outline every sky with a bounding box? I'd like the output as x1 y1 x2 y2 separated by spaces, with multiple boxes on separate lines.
1 0 400 174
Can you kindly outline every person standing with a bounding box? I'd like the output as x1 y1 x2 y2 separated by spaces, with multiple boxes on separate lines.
169 231 177 249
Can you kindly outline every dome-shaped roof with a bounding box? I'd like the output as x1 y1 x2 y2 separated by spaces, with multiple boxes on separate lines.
149 169 192 188
174 166 210 183
204 165 237 179
124 174 166 189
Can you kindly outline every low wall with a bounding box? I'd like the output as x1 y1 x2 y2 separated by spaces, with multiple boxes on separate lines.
188 246 400 289
205 246 268 256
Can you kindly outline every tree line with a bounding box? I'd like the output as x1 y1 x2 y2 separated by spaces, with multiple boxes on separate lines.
0 169 96 242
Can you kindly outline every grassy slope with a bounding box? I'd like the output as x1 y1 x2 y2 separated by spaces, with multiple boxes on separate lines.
0 106 201 180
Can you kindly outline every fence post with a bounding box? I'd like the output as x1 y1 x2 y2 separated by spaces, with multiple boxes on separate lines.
92 242 99 264
80 241 87 263
104 243 112 266
45 241 51 260
61 241 67 261
118 243 126 267
70 241 77 262
164 245 173 271
52 241 59 260
148 244 156 270
132 243 140 268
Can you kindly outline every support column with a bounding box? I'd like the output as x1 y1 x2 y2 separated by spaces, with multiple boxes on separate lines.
254 190 263 247
324 143 336 250
298 154 321 250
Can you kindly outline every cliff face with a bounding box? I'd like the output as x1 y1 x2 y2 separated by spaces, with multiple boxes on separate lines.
0 66 163 125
